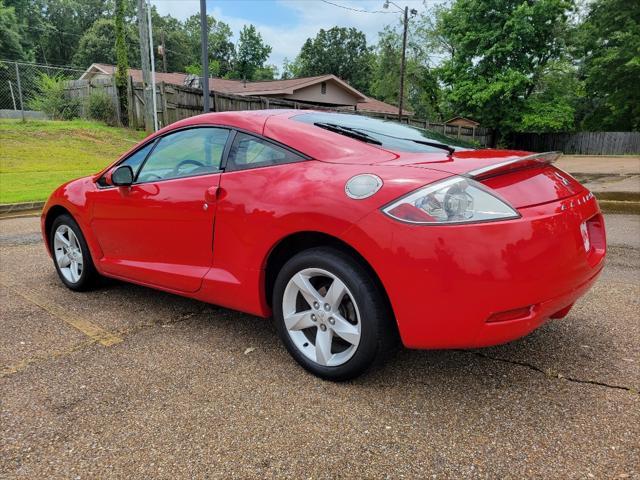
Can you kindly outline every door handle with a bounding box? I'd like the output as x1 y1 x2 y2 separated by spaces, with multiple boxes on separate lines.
204 186 219 204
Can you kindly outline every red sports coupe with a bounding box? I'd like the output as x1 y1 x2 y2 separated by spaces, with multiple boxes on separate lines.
42 110 606 380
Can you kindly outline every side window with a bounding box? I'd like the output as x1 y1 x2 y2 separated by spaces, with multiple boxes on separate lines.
227 132 305 171
97 141 154 187
136 128 229 182
121 141 155 176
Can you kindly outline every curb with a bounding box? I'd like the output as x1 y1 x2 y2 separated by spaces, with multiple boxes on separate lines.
598 200 640 215
0 201 45 215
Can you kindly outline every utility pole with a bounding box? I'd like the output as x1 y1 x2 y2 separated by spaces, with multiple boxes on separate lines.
399 5 408 122
383 1 416 122
160 31 168 73
200 0 210 113
137 0 154 132
147 0 158 131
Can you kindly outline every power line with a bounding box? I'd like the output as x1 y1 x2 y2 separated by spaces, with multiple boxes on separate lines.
0 58 86 71
21 24 86 38
318 0 392 14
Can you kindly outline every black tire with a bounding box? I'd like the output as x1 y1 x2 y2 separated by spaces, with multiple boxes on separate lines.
49 213 98 291
273 247 397 381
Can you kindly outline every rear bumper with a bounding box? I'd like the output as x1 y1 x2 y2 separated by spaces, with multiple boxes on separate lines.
347 192 606 349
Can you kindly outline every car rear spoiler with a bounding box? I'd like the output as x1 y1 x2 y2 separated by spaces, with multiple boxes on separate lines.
465 151 562 180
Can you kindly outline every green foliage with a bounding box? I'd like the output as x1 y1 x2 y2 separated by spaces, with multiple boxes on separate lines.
183 14 235 77
86 91 116 124
575 0 640 131
232 24 272 81
370 26 401 106
370 22 443 119
435 0 574 139
280 57 301 79
72 18 139 68
5 0 112 66
27 74 81 120
516 60 583 133
253 65 278 81
185 61 221 78
294 27 373 94
0 0 27 60
114 0 129 87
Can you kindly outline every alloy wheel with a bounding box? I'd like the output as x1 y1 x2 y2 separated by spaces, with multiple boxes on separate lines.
282 268 361 367
53 224 83 284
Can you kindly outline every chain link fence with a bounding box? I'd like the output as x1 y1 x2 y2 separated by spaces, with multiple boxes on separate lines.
0 60 85 116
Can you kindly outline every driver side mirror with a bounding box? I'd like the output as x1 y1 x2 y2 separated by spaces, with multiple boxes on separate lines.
111 165 134 186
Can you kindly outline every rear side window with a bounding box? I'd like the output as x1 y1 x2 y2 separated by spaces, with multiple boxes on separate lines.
227 132 306 171
137 127 229 182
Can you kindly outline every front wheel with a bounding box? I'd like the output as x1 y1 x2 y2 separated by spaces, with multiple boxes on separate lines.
50 214 98 291
273 247 396 381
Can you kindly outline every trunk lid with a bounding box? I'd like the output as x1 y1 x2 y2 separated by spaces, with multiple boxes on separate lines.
380 149 586 209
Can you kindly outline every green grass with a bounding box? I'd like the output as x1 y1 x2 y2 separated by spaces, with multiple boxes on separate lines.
0 119 146 204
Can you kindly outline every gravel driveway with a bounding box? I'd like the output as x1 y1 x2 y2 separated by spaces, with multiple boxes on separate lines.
1 214 638 479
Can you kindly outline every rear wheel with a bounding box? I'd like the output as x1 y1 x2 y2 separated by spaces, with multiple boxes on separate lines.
50 214 98 291
273 247 396 381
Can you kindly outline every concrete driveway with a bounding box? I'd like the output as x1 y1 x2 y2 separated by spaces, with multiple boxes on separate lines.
1 214 638 479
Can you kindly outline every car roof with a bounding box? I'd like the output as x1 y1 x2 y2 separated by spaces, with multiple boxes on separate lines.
154 110 397 164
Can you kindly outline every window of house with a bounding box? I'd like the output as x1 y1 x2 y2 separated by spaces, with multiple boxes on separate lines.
321 82 327 95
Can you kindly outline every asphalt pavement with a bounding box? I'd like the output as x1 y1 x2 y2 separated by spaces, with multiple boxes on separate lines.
1 214 638 479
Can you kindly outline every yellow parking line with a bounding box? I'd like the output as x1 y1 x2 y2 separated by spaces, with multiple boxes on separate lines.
0 279 123 347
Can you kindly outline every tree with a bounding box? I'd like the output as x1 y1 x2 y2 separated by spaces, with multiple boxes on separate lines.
517 59 583 132
34 0 112 65
295 27 373 93
575 0 640 131
72 18 139 68
371 21 442 119
434 0 574 141
0 0 27 60
184 14 234 77
232 24 272 81
280 57 301 79
152 13 194 73
114 0 128 124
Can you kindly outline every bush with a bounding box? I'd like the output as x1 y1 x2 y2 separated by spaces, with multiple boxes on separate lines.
87 91 116 124
28 74 81 120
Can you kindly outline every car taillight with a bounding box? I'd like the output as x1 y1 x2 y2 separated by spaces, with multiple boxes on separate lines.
382 176 520 225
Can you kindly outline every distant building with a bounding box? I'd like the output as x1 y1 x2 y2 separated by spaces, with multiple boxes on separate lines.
79 63 412 117
444 116 480 128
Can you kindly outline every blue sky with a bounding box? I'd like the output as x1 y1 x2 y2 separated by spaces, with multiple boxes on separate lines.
151 0 432 71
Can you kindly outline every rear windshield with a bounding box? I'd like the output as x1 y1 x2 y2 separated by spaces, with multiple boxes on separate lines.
293 112 475 153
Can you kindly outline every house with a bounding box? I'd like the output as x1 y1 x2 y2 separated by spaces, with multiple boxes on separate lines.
444 116 479 128
79 63 412 117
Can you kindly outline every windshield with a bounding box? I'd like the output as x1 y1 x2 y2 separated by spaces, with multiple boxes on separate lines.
293 112 475 152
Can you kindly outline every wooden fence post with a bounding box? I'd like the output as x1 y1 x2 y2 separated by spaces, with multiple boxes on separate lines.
160 82 168 127
127 76 136 129
112 76 122 126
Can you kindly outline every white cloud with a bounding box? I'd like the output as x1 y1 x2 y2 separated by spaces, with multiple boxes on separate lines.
151 0 200 20
151 0 432 70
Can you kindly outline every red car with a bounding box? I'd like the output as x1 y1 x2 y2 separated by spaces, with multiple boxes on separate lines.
42 110 606 380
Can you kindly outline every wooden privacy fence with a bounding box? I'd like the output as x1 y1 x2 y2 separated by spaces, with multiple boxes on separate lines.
65 77 121 120
126 80 325 130
511 132 640 155
63 77 490 146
